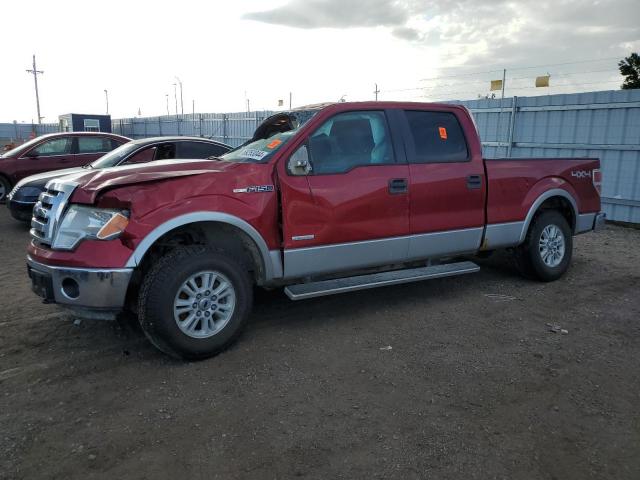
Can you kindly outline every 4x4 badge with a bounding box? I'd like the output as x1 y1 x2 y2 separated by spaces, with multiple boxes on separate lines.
233 185 275 193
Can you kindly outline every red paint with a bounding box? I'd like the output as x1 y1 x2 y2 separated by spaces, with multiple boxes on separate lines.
485 158 601 224
28 101 601 270
0 132 129 187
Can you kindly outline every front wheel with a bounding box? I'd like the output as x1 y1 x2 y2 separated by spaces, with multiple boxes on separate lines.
515 210 573 282
137 246 253 360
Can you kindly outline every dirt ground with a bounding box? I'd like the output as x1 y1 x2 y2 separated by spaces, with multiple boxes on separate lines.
1 207 639 480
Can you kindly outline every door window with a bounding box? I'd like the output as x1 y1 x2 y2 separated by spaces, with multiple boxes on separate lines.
77 137 112 154
306 111 395 175
176 142 229 159
404 111 468 163
124 146 157 164
28 138 72 156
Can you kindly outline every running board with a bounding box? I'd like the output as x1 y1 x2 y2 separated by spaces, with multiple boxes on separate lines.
284 261 480 300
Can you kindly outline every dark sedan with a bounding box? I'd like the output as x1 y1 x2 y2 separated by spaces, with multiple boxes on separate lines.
6 136 230 222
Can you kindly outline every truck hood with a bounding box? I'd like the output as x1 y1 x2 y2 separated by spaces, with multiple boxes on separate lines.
66 159 237 204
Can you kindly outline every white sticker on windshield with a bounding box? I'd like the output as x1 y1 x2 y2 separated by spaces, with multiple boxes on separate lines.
240 148 269 161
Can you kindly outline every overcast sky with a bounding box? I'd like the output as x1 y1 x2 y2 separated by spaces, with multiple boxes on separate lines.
1 0 638 123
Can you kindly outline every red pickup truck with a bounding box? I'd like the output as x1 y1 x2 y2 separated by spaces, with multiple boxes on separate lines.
26 102 604 360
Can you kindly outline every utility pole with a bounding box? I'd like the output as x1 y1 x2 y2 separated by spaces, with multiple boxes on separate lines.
173 83 178 115
175 77 183 115
246 98 250 113
374 83 380 101
192 99 195 116
104 89 109 114
496 69 507 150
289 92 292 109
26 54 44 124
165 94 170 115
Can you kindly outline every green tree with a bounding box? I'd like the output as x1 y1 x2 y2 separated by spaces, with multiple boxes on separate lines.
619 53 640 89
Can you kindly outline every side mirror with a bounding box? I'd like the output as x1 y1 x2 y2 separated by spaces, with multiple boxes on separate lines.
287 145 312 176
25 150 39 158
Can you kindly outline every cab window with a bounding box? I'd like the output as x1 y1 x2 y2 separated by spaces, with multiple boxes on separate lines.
403 111 468 163
307 111 395 175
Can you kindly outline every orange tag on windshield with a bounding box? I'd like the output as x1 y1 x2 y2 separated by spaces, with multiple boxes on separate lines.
438 127 448 140
267 139 282 149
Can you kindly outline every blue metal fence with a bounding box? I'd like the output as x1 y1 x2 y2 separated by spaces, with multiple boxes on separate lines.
454 89 640 223
2 89 639 222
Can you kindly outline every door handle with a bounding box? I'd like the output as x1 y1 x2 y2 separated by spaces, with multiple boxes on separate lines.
466 175 482 190
388 178 408 194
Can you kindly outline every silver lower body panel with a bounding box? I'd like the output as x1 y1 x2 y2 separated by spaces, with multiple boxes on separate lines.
27 256 133 311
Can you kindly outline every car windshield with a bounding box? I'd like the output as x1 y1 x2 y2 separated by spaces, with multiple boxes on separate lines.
90 142 139 168
220 130 298 163
0 136 49 158
220 109 319 163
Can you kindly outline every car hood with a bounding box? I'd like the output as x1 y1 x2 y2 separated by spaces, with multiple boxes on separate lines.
66 159 240 204
16 166 89 189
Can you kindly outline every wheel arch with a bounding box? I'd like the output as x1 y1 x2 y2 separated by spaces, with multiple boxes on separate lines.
519 188 578 243
125 212 282 283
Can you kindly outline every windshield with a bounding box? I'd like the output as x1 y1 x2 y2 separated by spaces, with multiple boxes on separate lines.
220 109 319 163
221 130 298 163
90 142 139 168
0 136 48 158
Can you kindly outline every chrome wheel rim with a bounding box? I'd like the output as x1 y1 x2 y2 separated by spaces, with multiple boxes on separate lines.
173 271 236 339
0 183 6 201
539 224 565 268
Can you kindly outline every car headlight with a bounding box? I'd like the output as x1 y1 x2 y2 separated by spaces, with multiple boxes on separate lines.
12 186 44 201
52 205 129 250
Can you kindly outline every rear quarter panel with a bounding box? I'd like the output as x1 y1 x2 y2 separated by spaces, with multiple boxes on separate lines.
485 158 601 224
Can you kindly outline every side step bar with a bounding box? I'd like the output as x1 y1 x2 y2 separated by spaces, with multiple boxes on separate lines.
284 261 480 300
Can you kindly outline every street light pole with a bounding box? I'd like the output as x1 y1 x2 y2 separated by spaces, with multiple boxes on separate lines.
175 77 183 115
26 54 44 124
104 89 109 115
165 94 170 116
173 83 178 115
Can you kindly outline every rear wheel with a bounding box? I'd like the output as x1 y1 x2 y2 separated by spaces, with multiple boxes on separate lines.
137 245 253 360
515 210 572 282
0 176 11 203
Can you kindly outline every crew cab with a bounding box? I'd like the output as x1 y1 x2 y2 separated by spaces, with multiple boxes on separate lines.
25 102 605 360
0 132 130 202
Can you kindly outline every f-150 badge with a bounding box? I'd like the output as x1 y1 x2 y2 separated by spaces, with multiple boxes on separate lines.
233 185 275 193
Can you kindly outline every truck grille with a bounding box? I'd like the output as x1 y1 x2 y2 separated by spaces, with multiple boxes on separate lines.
30 181 77 246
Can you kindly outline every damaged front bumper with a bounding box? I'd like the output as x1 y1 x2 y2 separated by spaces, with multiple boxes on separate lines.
27 256 133 319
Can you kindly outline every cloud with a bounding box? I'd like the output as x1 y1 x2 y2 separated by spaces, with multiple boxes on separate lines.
243 0 409 29
244 0 640 68
392 26 421 41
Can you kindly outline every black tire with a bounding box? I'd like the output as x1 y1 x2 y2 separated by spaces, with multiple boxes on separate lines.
137 245 253 360
0 175 11 203
515 210 573 282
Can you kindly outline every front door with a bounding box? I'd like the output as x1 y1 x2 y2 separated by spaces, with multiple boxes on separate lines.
15 137 74 181
278 110 410 278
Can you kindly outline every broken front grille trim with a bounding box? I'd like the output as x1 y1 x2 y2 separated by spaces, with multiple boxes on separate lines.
30 180 78 246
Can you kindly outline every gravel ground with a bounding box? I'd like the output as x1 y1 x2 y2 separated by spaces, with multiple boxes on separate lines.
1 207 639 480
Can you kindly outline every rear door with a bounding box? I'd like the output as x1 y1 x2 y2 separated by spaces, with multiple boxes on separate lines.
74 136 115 166
278 109 410 278
397 109 485 260
15 137 74 181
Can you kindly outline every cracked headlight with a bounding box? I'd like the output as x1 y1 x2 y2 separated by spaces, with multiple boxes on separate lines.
52 205 129 250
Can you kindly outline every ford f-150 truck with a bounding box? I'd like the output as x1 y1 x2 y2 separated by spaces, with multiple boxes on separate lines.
26 102 605 360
